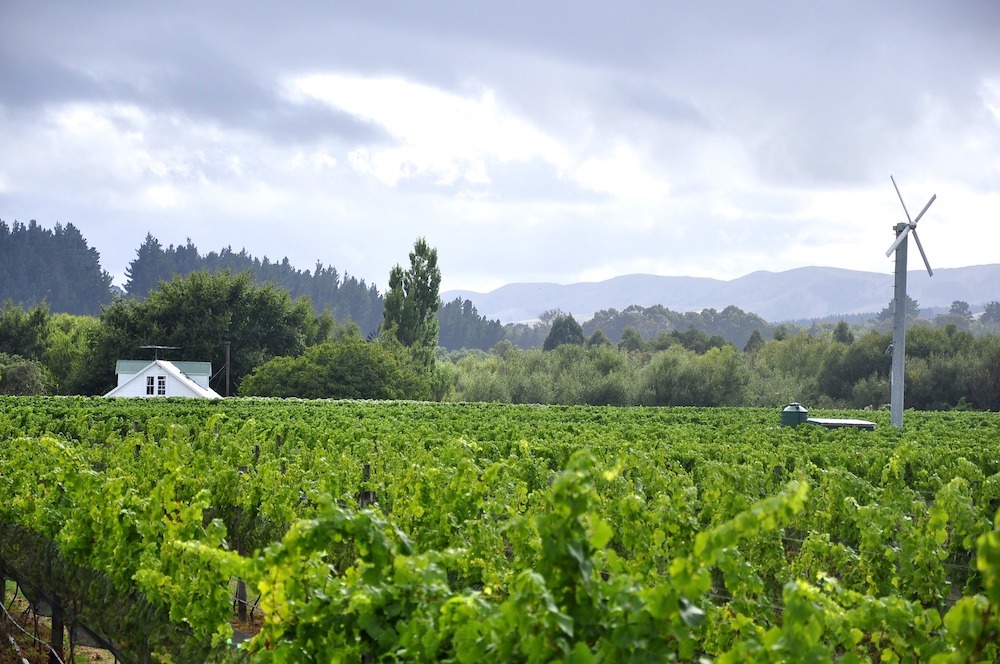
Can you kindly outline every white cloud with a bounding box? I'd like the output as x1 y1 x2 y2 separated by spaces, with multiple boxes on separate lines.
286 150 338 172
143 184 183 209
3 3 1000 300
288 73 676 204
981 78 1000 123
571 143 670 201
288 73 569 187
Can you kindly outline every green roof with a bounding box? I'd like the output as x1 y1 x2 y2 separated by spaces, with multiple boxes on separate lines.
115 360 212 376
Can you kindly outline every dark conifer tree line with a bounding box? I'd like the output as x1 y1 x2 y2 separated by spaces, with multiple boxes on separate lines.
0 220 112 315
125 234 385 335
438 298 504 351
0 222 504 351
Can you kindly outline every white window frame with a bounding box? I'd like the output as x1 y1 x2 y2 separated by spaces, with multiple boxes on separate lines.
146 376 155 395
157 375 167 396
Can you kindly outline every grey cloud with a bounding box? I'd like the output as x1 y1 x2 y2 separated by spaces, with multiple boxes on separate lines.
259 99 392 146
1 4 391 144
607 78 712 131
0 55 105 109
2 0 998 291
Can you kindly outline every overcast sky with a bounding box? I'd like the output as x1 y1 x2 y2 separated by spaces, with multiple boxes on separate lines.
2 1 998 294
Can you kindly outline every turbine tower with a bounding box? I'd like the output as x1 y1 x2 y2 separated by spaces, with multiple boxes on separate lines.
885 175 935 428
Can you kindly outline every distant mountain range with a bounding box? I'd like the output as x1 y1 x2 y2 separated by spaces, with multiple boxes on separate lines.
442 264 1000 324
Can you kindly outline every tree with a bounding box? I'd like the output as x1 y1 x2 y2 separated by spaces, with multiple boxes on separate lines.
0 300 50 360
817 330 892 402
0 302 102 392
239 340 430 400
967 336 1000 410
543 314 585 351
73 271 317 394
382 238 442 369
743 328 765 354
932 300 974 330
617 327 645 353
950 300 972 319
832 321 854 345
538 309 565 326
586 329 613 348
640 346 698 405
0 219 112 314
43 313 99 393
0 353 51 395
697 345 750 406
876 295 920 328
437 298 504 350
124 235 385 332
983 301 1000 326
670 326 727 354
124 233 172 299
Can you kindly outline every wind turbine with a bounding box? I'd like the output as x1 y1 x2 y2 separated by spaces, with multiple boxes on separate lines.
885 175 935 428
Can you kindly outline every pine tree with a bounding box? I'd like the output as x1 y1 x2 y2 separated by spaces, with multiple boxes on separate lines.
124 233 172 298
0 219 111 314
543 314 585 351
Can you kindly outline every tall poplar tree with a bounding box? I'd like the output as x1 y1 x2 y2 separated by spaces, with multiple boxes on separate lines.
382 238 441 369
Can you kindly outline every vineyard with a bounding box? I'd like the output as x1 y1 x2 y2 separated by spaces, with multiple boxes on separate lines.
1 397 999 662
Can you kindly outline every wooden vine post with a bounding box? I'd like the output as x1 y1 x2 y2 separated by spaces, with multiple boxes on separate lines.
49 597 64 664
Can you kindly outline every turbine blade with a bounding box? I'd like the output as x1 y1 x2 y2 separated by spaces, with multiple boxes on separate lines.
891 175 913 223
911 229 933 276
912 193 937 225
886 224 911 257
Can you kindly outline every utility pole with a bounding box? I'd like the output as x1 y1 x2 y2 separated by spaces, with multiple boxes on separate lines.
224 340 231 397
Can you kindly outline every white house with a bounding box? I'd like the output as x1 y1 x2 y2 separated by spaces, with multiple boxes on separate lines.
104 359 222 399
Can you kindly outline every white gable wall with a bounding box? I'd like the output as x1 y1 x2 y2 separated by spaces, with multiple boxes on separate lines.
111 371 201 398
116 371 211 390
106 360 221 399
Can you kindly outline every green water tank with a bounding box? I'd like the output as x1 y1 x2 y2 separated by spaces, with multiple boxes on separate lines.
781 402 809 427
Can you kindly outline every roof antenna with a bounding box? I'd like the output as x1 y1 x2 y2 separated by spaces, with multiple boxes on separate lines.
140 345 181 360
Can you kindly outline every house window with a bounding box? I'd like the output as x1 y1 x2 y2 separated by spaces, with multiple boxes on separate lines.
146 376 155 395
157 375 167 395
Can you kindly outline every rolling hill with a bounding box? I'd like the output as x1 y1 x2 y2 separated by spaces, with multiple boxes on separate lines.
442 264 1000 324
